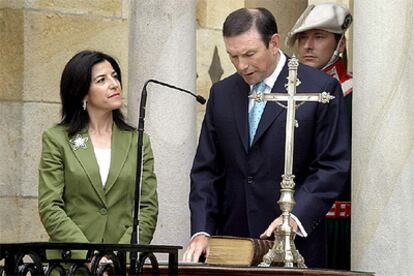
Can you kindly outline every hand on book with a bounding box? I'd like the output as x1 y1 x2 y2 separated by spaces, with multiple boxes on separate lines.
259 215 298 239
182 234 210 263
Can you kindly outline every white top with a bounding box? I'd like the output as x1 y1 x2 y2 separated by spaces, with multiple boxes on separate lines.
94 148 111 187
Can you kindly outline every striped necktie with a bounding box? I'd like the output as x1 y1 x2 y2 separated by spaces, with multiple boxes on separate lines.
248 81 267 145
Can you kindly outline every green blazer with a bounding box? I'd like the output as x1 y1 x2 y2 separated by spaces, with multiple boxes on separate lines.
38 124 158 247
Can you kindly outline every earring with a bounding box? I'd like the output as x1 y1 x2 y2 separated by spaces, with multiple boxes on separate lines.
82 100 87 111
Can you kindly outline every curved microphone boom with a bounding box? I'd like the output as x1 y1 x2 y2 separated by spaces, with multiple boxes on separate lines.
130 79 205 273
144 79 206 105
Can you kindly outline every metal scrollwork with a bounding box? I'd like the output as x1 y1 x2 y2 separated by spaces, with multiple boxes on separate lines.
45 262 66 276
67 263 91 276
0 242 180 276
320 91 335 104
280 174 296 189
137 252 159 275
253 92 264 103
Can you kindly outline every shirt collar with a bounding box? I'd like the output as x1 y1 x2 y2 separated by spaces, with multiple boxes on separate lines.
250 49 286 91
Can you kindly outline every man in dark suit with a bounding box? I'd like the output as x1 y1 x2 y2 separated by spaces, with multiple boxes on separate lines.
183 7 350 268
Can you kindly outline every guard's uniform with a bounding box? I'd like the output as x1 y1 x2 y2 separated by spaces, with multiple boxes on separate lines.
323 57 352 270
324 57 353 130
286 3 353 269
324 57 352 97
324 57 352 201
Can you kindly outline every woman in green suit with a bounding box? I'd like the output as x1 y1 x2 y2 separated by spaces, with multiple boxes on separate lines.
38 50 158 250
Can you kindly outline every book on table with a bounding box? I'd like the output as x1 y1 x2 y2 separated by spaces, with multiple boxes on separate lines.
206 236 274 266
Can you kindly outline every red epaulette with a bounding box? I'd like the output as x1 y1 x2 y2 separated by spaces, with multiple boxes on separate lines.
326 201 351 219
323 58 353 97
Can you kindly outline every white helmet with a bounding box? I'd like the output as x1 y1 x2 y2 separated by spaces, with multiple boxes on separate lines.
286 3 353 47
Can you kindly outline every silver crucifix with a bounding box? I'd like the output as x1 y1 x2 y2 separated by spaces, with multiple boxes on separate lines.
249 55 334 268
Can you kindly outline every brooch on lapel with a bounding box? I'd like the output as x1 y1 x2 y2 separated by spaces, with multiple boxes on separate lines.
69 134 88 151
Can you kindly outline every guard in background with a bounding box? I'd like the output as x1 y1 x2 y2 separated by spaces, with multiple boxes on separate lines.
286 3 353 269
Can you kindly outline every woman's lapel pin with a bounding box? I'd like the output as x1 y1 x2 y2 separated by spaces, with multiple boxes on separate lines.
69 134 88 151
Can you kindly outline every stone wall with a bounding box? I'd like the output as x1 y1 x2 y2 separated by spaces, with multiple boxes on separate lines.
0 0 129 242
196 0 245 127
1 0 359 265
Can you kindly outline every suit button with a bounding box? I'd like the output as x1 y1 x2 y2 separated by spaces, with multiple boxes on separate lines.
99 208 107 215
247 176 253 184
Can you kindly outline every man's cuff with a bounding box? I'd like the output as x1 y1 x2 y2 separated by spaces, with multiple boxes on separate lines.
291 214 308 238
190 232 211 241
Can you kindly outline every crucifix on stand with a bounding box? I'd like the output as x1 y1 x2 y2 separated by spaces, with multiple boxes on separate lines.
249 56 335 268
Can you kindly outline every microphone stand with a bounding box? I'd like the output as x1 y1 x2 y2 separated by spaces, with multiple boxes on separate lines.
130 79 206 275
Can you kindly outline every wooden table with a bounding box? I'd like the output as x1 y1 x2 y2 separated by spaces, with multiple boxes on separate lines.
143 264 375 276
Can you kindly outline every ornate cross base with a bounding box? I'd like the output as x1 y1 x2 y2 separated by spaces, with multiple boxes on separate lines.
259 229 306 268
257 173 306 268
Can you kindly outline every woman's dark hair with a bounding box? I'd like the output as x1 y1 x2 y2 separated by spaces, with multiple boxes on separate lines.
59 50 134 136
222 7 278 47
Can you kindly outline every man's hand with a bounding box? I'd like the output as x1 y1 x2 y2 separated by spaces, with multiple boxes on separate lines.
86 255 113 276
182 235 210 263
260 215 298 239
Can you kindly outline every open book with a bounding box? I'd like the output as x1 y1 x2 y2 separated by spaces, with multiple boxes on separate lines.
206 236 274 266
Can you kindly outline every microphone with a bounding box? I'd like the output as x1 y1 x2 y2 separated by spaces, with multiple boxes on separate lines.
130 79 205 272
144 79 206 104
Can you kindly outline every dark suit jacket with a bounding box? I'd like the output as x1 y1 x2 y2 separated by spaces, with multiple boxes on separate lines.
189 58 350 267
38 124 158 249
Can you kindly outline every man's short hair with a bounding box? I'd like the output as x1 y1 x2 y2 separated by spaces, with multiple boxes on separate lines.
222 8 278 47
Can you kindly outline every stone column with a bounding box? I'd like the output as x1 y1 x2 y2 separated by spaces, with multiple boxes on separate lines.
352 1 414 275
128 0 197 254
